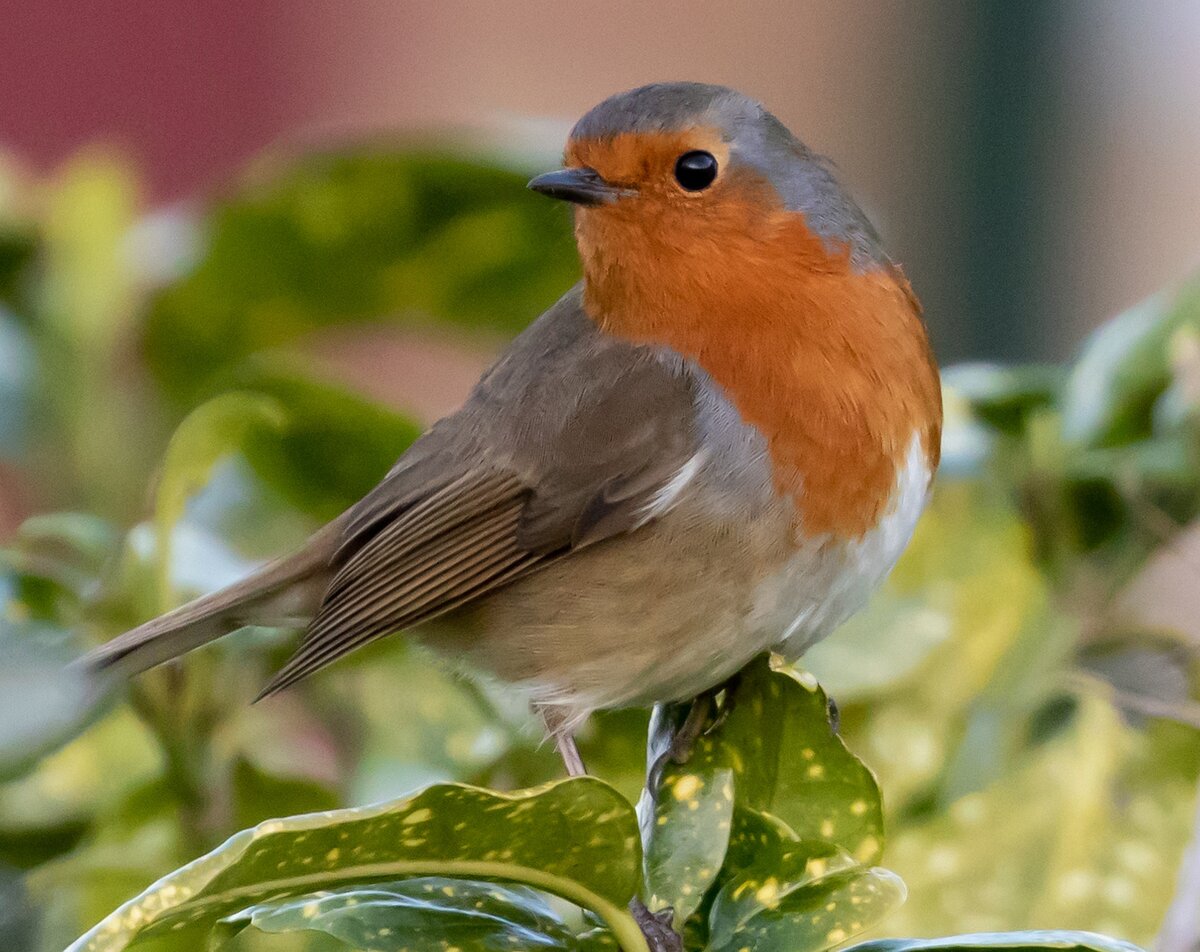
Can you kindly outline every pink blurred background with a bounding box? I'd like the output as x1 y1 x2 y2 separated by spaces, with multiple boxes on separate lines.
3 0 1200 361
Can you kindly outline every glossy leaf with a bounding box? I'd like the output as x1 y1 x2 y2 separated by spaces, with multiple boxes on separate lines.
641 725 735 924
881 690 1200 943
719 657 886 863
845 932 1144 952
15 511 120 577
637 659 886 932
68 779 648 952
222 877 618 951
705 837 905 952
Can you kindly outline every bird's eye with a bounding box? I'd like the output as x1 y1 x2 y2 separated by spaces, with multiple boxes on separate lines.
674 151 718 191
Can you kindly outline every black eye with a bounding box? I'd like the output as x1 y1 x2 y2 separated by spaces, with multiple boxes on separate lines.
674 150 718 191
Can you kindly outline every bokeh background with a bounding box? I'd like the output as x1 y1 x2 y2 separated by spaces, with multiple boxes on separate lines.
1 3 1199 952
7 1 1200 362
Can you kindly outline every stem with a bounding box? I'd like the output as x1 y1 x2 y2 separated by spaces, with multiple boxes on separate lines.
126 673 211 857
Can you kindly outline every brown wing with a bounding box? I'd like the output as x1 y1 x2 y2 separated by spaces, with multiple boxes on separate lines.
258 289 701 698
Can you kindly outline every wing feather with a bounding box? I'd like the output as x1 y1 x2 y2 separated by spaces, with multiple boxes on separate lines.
326 470 524 600
259 475 534 697
259 291 705 698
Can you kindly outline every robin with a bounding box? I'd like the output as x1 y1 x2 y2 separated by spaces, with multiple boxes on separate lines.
86 81 941 778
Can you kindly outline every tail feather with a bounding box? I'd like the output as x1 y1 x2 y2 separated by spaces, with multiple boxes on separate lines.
82 521 342 679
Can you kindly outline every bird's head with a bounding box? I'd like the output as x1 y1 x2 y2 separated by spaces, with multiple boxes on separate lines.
529 82 889 316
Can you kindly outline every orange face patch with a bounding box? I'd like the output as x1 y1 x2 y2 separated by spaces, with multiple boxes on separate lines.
569 132 942 541
567 128 730 192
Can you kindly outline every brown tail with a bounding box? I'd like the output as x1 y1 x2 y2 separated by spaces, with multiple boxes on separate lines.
82 520 342 679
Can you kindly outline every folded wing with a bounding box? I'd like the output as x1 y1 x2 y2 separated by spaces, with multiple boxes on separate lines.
260 291 703 697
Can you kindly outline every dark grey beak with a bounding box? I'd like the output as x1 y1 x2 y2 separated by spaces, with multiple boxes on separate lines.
527 167 631 206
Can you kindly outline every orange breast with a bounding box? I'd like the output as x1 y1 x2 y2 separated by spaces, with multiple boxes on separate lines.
576 192 942 541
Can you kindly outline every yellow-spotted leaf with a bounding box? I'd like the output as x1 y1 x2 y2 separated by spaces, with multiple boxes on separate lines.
880 690 1200 946
641 715 736 925
705 837 906 952
718 656 885 863
68 779 648 952
220 877 620 951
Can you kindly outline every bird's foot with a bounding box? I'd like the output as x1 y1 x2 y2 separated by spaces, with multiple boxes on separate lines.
646 674 740 799
664 691 714 766
629 897 683 952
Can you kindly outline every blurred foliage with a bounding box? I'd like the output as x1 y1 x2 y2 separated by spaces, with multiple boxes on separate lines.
0 142 1196 952
142 152 579 407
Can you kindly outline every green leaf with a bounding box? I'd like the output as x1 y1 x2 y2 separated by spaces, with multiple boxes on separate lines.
844 932 1144 952
1061 276 1200 447
719 658 885 863
704 837 905 952
0 618 108 778
153 391 288 608
143 150 578 406
230 758 339 833
942 363 1063 436
880 690 1200 943
220 361 424 519
16 512 120 575
641 725 735 924
68 779 648 952
638 660 885 931
222 877 618 951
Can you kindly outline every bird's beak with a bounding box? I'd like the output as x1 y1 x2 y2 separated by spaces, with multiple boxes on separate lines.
527 167 632 206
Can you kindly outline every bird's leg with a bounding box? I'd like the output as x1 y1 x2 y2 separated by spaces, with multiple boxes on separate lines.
553 730 588 777
538 706 682 952
537 705 588 777
666 691 715 765
644 695 711 802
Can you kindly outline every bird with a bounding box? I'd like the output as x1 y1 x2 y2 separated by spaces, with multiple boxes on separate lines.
84 81 942 779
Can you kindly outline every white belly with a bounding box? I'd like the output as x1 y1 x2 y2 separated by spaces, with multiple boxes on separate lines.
756 433 932 660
